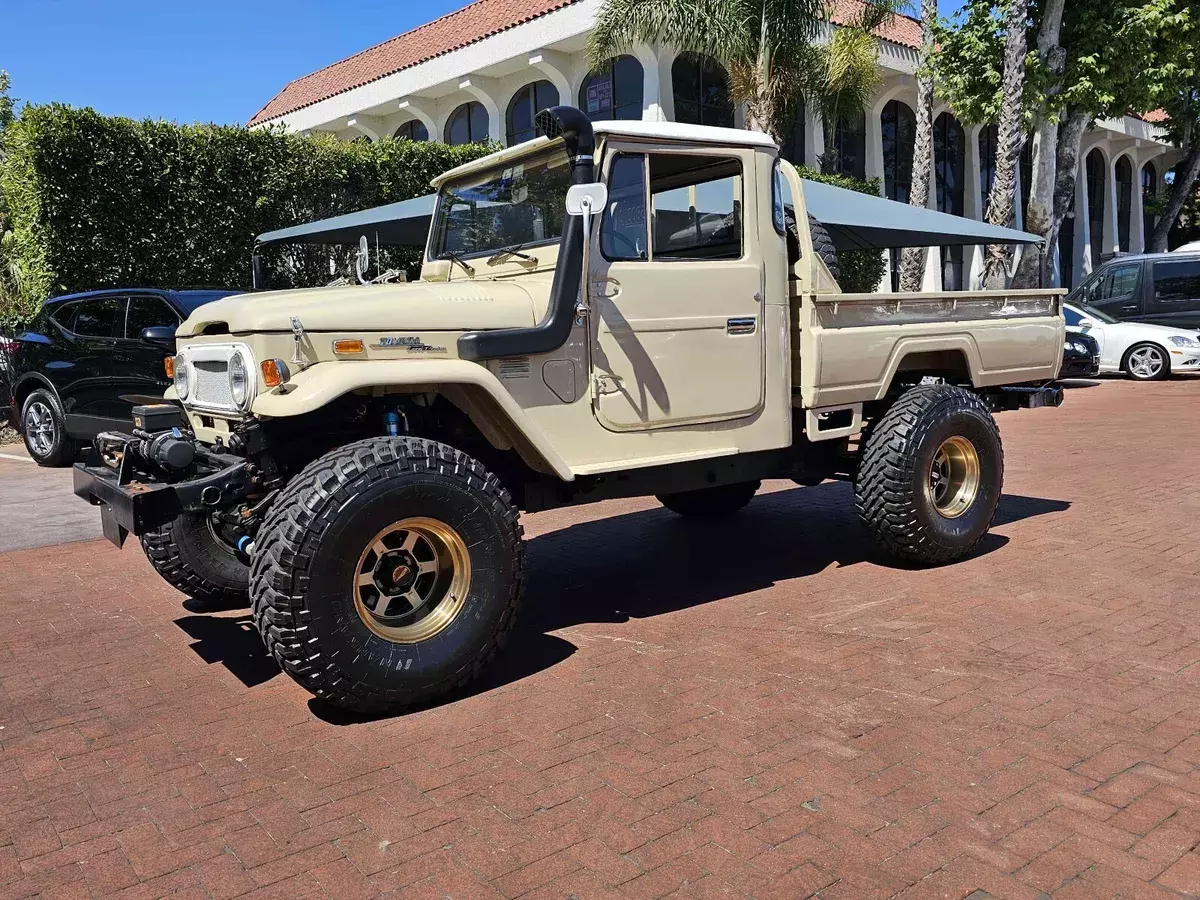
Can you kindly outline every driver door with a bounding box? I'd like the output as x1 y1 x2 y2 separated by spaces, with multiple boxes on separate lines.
590 146 764 431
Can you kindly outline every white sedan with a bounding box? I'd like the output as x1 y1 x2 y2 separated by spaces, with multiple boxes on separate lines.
1064 302 1200 380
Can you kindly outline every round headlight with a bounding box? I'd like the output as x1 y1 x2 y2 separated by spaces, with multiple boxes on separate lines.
229 351 251 409
173 356 191 400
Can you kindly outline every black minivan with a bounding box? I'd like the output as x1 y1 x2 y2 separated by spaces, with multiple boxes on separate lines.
9 288 238 466
1069 252 1200 330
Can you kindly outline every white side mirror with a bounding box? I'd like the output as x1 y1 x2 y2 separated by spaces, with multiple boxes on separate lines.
566 182 608 217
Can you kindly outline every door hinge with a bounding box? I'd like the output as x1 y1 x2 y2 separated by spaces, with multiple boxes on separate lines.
594 374 622 396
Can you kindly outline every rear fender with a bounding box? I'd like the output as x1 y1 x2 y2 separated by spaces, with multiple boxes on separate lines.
250 359 573 481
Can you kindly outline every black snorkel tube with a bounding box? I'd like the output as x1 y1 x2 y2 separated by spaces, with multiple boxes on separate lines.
457 105 596 361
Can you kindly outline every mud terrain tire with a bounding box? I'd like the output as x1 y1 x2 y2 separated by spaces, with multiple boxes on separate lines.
855 385 1003 565
250 437 523 714
141 513 249 606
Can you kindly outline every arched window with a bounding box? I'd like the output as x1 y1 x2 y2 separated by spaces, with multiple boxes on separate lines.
393 120 428 142
1086 149 1106 269
1143 161 1158 249
506 80 559 145
979 124 998 216
580 56 644 121
833 111 867 180
672 52 733 128
882 99 916 291
1115 156 1133 252
445 102 489 146
779 96 806 166
935 112 966 290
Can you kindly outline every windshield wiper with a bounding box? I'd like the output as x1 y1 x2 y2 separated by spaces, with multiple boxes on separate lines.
488 243 536 265
439 251 476 277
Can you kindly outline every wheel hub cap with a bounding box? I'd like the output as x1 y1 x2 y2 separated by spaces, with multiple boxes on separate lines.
927 436 981 519
352 517 470 643
24 401 54 456
1130 347 1163 377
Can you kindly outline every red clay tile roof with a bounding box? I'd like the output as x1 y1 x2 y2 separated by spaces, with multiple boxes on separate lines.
249 0 925 127
1138 109 1169 124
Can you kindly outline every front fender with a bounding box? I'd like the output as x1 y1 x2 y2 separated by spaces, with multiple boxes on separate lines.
251 359 573 481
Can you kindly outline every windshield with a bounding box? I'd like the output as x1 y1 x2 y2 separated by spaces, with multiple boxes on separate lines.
432 149 572 261
1079 304 1119 324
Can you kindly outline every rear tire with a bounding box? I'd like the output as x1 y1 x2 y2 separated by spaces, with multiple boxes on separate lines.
658 481 760 518
21 389 76 467
141 513 249 606
250 437 524 714
854 385 1003 565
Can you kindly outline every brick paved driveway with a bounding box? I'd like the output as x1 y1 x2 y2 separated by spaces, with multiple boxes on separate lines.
3 379 1200 900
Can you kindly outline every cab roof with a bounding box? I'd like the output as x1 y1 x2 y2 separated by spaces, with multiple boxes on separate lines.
431 120 778 188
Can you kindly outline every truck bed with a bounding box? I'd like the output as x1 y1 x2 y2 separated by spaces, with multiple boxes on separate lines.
793 289 1066 409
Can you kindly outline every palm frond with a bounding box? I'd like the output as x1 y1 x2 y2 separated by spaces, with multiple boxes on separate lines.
587 0 755 71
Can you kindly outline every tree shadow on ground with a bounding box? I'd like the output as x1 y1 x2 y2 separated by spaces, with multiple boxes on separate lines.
169 483 1070 720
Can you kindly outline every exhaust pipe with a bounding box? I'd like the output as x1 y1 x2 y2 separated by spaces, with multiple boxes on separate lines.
458 106 596 361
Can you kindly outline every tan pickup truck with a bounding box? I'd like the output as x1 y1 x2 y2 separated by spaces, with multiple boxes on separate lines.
74 106 1064 713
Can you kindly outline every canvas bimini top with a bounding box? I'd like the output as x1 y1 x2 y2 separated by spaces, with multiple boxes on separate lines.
256 120 1041 252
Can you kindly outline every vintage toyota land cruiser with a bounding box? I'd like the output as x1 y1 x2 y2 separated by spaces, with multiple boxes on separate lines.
74 107 1065 712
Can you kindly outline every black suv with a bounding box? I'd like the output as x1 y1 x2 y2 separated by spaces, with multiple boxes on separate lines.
1068 252 1200 329
9 288 238 466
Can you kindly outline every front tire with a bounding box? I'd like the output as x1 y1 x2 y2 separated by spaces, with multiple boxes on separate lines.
1125 343 1169 381
658 481 760 518
855 385 1003 565
250 437 524 714
141 513 250 606
21 389 76 467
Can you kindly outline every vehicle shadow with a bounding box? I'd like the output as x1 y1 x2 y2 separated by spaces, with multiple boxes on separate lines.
1059 378 1101 389
169 483 1070 720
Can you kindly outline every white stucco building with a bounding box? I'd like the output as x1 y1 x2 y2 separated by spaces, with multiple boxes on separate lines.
249 0 1178 291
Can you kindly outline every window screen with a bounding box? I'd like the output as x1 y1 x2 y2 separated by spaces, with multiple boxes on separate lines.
71 297 123 338
650 154 742 261
126 296 179 339
1150 260 1200 311
601 155 648 261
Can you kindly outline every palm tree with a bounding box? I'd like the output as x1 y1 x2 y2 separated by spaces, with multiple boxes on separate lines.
981 0 1028 289
810 1 903 173
898 0 935 292
588 0 828 141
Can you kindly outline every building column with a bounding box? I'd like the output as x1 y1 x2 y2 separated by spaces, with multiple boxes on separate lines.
964 123 985 289
1130 153 1147 255
1080 151 1099 278
396 98 438 140
458 76 503 143
527 50 573 109
629 44 666 122
1104 152 1119 259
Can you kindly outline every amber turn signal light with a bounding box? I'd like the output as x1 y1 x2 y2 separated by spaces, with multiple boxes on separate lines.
260 358 287 388
163 356 175 378
332 339 365 355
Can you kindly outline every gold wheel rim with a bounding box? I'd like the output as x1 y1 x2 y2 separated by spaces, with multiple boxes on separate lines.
927 436 981 519
352 517 470 644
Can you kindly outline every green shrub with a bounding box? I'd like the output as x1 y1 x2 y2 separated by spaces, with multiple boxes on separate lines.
797 166 888 294
0 105 492 324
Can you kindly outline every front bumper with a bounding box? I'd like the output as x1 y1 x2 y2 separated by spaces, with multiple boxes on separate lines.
1060 354 1100 378
73 434 252 548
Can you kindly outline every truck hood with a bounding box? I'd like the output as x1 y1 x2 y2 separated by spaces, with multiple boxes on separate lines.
176 281 539 337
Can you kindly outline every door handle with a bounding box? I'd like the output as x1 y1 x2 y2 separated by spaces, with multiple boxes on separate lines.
727 317 757 335
1120 304 1139 313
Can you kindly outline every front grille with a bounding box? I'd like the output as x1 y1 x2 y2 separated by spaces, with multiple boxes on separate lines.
193 360 235 410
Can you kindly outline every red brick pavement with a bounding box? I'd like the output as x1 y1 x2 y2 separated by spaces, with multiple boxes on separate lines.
3 378 1200 899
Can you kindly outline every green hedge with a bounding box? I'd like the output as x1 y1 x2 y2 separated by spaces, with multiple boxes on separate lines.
0 105 492 324
797 166 888 294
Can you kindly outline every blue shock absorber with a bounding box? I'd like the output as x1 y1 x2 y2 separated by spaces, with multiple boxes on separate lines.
384 410 401 436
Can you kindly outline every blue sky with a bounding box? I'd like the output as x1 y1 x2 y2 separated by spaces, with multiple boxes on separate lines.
0 0 969 126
